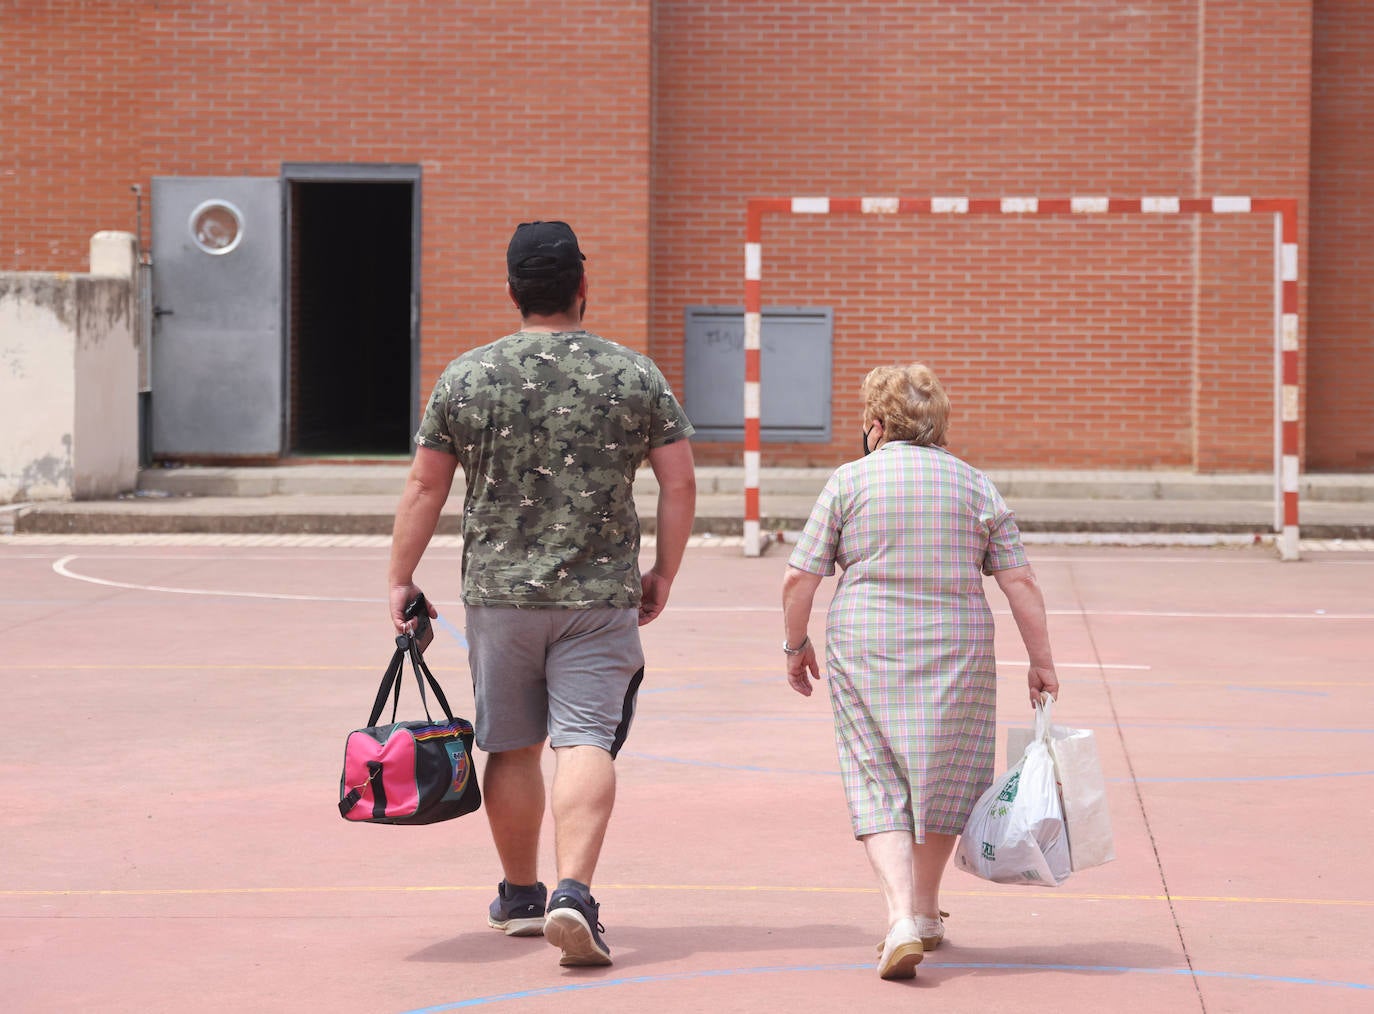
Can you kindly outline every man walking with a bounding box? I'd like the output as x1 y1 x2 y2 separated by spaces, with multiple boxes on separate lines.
387 221 696 967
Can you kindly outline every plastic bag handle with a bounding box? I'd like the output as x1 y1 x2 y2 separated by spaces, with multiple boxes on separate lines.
1034 691 1056 742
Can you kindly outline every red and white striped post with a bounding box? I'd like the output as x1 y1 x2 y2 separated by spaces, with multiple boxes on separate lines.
741 196 1302 560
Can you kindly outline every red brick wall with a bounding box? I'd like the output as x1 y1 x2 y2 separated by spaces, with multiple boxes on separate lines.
7 1 1366 472
1308 0 1374 470
0 1 143 270
651 0 1317 470
1194 3 1312 472
2 0 653 387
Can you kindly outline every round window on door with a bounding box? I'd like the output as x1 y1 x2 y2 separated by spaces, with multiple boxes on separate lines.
188 199 245 255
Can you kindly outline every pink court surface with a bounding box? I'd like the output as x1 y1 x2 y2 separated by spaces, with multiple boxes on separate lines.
2 536 1372 1013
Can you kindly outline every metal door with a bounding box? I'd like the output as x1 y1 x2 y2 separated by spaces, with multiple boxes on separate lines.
150 177 283 456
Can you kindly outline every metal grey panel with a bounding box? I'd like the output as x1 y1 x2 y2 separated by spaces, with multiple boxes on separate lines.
150 177 282 456
683 306 833 442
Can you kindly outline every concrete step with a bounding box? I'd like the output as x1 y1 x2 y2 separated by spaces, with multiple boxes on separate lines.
10 490 1373 540
133 464 1374 502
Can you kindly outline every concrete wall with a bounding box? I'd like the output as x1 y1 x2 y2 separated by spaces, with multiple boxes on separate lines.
0 233 139 502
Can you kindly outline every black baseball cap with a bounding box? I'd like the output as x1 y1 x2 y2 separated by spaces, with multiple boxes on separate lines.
506 220 586 279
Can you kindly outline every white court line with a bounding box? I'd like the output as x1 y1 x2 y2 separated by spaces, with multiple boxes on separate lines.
675 604 1373 620
1045 608 1374 620
6 532 1374 555
50 555 379 604
45 557 1374 620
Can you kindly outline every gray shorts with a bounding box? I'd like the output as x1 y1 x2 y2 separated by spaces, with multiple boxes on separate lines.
465 606 645 756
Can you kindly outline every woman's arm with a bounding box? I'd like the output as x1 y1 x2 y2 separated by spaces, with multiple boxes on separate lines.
992 564 1060 707
781 565 824 696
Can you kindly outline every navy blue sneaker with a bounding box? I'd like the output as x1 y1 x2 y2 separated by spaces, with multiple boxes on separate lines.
544 889 612 966
487 880 547 937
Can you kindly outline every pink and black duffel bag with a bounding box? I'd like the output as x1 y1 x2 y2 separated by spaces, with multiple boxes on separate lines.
338 634 481 825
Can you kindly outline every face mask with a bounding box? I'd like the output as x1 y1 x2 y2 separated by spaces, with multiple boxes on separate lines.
862 425 878 456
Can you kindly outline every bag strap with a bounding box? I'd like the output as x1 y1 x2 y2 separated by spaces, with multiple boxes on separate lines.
338 760 384 817
365 640 410 728
406 637 456 723
364 634 459 728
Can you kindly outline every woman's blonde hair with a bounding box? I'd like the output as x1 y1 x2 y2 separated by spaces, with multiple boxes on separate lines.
861 363 950 446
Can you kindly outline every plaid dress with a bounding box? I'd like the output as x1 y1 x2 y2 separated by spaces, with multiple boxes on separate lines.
788 442 1027 840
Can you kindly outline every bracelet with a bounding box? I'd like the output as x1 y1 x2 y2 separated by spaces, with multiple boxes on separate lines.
782 635 809 656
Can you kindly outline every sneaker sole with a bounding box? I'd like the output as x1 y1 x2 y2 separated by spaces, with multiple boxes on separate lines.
488 915 545 937
544 908 612 966
877 940 924 980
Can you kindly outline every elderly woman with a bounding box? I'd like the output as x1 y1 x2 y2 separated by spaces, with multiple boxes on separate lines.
781 363 1060 981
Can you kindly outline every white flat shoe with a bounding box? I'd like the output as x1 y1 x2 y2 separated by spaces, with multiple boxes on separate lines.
916 912 946 949
877 910 947 954
876 917 924 980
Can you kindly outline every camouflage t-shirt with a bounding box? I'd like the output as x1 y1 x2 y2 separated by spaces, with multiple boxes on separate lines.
415 329 695 608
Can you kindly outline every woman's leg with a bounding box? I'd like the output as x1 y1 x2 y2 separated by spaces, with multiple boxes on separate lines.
862 831 915 927
913 832 957 917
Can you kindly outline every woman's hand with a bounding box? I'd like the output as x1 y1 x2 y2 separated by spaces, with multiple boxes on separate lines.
787 640 822 696
781 566 826 696
1027 664 1059 707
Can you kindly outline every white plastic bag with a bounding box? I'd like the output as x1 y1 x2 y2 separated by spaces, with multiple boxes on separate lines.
1006 695 1115 872
955 698 1071 886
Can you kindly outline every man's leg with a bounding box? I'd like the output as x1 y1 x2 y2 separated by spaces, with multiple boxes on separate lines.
542 610 639 966
551 744 615 884
483 742 546 884
543 744 617 966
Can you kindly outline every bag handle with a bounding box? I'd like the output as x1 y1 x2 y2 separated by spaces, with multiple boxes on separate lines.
364 634 458 728
1033 691 1056 742
406 635 457 723
365 639 409 728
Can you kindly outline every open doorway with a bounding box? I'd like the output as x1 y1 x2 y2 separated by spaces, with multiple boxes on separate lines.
285 165 420 457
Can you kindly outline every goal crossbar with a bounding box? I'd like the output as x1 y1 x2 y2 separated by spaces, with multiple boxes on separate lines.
741 196 1301 560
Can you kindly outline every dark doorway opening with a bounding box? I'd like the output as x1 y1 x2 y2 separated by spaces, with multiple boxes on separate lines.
288 180 414 456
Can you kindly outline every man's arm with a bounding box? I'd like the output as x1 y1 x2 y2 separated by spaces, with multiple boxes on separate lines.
387 446 459 633
638 438 696 625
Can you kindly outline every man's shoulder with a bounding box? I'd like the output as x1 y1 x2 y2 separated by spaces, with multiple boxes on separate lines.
578 332 657 368
448 333 521 366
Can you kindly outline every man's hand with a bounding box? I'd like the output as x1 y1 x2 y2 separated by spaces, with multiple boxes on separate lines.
389 582 435 636
639 569 672 626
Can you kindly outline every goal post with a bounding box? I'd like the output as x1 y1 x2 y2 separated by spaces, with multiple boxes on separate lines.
741 195 1302 561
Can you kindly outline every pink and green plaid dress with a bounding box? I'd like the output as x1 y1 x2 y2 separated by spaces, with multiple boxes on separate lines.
788 442 1027 841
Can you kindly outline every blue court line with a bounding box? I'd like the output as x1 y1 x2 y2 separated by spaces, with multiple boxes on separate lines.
1132 769 1374 784
1226 684 1329 697
436 614 467 650
624 752 1374 785
639 714 1374 735
397 960 1371 1011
